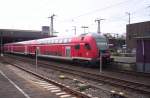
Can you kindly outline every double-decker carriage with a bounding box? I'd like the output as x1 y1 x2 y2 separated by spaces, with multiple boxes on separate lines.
4 33 111 65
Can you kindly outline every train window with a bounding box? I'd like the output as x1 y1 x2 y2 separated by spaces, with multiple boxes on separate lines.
47 40 49 44
52 40 54 43
54 40 56 43
47 40 50 44
84 43 91 50
64 39 67 43
59 39 61 43
50 40 52 43
68 38 71 42
55 39 57 43
75 44 80 50
60 39 63 43
57 39 59 43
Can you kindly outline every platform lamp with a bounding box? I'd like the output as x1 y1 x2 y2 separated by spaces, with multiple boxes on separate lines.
0 32 3 56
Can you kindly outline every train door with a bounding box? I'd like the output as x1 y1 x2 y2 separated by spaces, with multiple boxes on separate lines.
10 45 13 53
25 46 27 55
65 46 71 57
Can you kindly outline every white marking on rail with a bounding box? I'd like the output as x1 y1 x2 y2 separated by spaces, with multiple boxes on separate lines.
38 83 53 86
34 81 49 84
60 94 71 98
0 70 31 98
55 92 67 95
47 87 60 90
50 89 61 93
43 85 57 88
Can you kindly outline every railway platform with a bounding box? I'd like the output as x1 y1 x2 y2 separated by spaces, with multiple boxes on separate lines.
0 70 26 98
111 56 136 63
110 56 136 71
0 62 68 98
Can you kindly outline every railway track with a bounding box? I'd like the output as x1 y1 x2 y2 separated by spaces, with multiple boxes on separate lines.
3 54 150 97
1 57 93 98
106 68 150 78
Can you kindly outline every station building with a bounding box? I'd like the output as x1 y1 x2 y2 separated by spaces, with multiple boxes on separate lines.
136 37 150 73
0 26 54 53
126 21 150 73
126 21 150 51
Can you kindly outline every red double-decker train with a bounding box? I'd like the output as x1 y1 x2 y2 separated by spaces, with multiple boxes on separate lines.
4 33 112 65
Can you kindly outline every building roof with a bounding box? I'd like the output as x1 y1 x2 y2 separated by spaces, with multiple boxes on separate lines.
127 21 150 26
0 28 41 33
134 36 150 39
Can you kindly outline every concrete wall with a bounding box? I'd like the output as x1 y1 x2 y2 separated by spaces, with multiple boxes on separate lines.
136 39 150 73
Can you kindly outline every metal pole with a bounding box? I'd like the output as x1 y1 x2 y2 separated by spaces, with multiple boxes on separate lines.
73 26 76 35
48 14 56 36
1 32 3 56
81 26 88 34
35 48 38 72
95 18 105 34
100 52 102 72
126 12 131 24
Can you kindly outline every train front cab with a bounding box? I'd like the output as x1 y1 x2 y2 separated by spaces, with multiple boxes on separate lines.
89 33 112 64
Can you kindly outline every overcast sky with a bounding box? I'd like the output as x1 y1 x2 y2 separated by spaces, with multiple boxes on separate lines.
0 0 150 36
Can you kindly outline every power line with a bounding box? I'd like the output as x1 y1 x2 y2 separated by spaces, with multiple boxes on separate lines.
70 0 137 20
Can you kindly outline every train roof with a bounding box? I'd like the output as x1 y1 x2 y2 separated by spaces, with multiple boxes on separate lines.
5 33 106 45
79 33 105 37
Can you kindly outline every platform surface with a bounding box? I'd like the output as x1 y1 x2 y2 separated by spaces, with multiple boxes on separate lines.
111 56 136 63
0 62 61 98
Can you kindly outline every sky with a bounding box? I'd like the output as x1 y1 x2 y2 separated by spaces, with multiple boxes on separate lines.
0 0 150 36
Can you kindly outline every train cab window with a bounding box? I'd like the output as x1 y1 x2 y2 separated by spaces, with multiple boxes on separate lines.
84 43 91 50
75 44 80 50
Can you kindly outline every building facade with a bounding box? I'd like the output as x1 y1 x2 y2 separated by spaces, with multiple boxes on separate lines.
126 21 150 50
136 37 150 73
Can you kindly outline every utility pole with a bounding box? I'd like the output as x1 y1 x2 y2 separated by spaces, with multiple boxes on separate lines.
95 18 104 34
48 14 56 36
126 12 131 24
72 26 76 35
81 26 88 34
